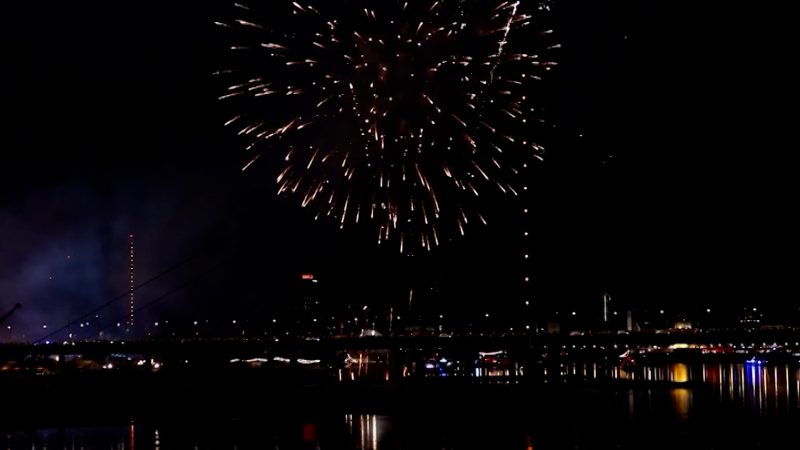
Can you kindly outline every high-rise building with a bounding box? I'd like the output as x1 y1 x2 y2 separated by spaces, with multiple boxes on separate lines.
297 273 322 334
300 273 320 312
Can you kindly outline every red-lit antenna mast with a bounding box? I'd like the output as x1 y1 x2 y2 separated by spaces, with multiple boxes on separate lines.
128 234 135 330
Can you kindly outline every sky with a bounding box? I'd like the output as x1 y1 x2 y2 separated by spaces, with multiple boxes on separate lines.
0 1 791 338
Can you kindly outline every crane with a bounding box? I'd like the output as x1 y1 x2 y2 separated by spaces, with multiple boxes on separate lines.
0 303 21 325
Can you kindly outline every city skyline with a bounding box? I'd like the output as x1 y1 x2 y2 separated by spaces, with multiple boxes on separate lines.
0 0 786 339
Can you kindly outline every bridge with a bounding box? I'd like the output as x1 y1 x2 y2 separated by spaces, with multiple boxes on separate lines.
3 329 800 363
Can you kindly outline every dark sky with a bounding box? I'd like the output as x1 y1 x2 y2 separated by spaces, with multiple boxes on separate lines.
0 1 790 338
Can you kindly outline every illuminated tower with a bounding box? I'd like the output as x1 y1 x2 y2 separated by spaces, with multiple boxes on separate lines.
520 163 533 334
128 234 135 330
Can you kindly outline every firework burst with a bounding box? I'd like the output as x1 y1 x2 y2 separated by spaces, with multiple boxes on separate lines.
216 0 557 253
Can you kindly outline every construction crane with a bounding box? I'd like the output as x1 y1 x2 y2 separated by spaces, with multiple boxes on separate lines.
0 303 21 325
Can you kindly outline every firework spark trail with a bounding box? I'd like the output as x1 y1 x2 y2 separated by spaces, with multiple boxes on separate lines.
489 1 519 84
217 0 556 253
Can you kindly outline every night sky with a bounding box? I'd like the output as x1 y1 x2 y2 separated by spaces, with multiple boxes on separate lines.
0 1 789 338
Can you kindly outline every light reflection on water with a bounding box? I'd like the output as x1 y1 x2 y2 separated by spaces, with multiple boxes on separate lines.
556 361 800 415
670 387 692 419
343 413 384 450
4 364 800 449
1 399 799 450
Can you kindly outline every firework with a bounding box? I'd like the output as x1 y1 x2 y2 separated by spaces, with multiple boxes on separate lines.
216 0 557 252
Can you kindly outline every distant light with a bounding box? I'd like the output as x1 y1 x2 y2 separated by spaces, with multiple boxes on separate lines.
485 313 490 318
706 308 711 313
154 322 159 327
525 301 530 306
232 320 237 325
193 321 198 326
245 358 268 363
571 312 576 316
42 324 47 329
302 273 315 280
659 310 665 315
297 359 321 365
